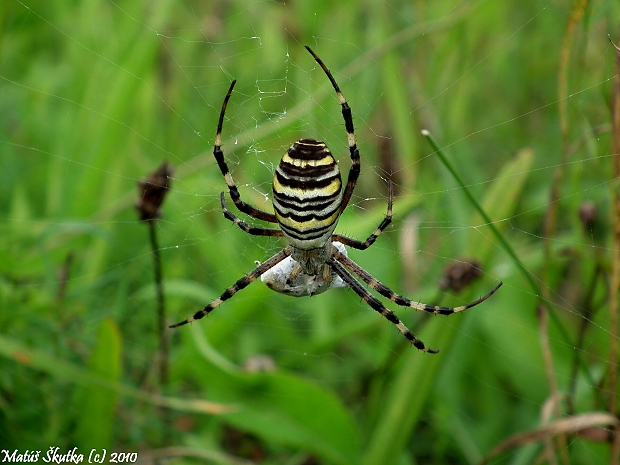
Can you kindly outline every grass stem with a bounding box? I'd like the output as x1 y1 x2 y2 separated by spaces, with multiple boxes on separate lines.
608 28 620 465
148 221 168 393
421 129 595 387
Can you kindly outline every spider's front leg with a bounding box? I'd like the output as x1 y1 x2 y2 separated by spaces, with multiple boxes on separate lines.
213 80 278 223
305 45 360 214
220 192 283 237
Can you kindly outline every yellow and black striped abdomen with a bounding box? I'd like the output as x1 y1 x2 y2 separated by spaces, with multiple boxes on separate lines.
273 139 343 250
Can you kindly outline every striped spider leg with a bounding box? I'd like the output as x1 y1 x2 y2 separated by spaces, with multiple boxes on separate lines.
332 180 393 250
328 257 439 353
330 246 503 353
213 80 278 223
170 46 502 352
169 249 291 328
304 45 360 216
332 247 503 316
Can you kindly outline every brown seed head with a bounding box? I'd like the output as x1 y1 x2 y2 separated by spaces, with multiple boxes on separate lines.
135 161 173 221
438 259 483 292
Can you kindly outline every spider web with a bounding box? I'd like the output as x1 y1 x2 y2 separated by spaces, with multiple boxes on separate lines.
1 0 619 462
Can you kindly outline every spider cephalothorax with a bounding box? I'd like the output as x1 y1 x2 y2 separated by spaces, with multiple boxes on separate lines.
170 46 502 353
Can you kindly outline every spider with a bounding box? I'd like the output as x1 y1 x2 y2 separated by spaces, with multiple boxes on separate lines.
170 46 503 353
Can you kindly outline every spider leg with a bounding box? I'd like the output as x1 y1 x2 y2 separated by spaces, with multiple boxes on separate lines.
305 46 360 215
169 248 291 328
333 246 503 315
213 80 278 223
332 181 393 250
220 192 283 237
329 257 439 353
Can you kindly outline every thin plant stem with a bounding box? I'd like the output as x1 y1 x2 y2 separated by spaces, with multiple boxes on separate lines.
148 220 168 391
537 305 565 465
547 0 590 241
422 130 538 291
567 264 602 415
545 0 589 248
608 29 620 465
539 3 589 461
421 130 595 387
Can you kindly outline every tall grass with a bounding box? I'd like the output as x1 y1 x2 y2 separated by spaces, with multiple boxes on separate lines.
1 0 619 463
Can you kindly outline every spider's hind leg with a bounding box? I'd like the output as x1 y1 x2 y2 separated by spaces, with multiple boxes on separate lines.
169 248 291 328
329 257 439 353
333 247 502 315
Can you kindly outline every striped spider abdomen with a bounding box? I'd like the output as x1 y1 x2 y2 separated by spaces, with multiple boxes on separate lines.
273 139 343 251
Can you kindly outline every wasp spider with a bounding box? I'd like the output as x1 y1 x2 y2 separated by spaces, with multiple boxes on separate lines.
170 46 502 353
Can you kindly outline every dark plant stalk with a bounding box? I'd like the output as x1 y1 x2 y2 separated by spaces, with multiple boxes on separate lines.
135 161 173 413
537 305 560 465
148 220 168 391
567 264 602 415
540 3 589 460
608 30 620 465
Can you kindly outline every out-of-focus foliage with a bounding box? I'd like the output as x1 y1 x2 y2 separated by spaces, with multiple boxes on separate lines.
1 0 618 463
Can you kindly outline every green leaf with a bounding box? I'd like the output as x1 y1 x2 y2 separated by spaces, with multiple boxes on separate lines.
73 318 122 449
196 359 361 465
0 332 233 423
363 148 533 465
222 371 361 465
464 147 534 259
362 322 450 465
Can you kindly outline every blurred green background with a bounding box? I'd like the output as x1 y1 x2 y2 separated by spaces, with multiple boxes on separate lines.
1 0 619 464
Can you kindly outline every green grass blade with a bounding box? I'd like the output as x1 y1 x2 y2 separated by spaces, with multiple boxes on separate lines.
362 144 529 465
464 147 534 258
362 321 455 465
423 130 595 385
74 318 122 449
222 371 361 465
186 328 361 465
0 333 233 415
422 129 532 285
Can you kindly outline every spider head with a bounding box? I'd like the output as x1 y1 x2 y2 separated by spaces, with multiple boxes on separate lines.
272 139 344 251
